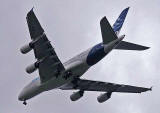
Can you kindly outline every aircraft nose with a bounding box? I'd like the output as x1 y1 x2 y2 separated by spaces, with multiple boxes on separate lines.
18 90 25 101
18 95 23 101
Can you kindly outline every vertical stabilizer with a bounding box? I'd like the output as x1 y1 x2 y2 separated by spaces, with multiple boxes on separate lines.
113 7 129 35
100 7 149 51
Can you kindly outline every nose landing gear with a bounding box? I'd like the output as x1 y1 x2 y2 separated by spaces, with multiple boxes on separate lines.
23 100 27 105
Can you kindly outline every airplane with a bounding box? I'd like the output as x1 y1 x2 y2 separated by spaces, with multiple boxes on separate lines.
18 7 151 105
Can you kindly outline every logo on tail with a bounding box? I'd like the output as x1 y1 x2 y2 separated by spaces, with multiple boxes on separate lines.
113 7 130 34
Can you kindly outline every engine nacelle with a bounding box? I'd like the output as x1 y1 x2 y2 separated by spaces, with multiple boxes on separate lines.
20 43 33 54
26 62 39 74
20 34 45 54
97 92 112 103
70 90 84 101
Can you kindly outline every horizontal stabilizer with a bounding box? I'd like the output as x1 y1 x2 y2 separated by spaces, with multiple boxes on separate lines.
115 41 150 50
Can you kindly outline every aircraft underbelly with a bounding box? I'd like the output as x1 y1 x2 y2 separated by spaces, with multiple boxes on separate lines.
42 77 72 91
70 62 89 77
42 61 89 91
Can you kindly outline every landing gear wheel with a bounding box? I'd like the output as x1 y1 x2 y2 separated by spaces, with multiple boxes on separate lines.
23 101 27 105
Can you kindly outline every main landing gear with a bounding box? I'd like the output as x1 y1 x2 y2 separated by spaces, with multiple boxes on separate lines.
71 77 80 89
63 71 72 79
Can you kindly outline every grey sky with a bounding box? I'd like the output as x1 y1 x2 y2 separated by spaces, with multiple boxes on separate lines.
0 0 160 113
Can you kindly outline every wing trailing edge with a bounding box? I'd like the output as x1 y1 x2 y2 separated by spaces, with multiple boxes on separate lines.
60 79 152 93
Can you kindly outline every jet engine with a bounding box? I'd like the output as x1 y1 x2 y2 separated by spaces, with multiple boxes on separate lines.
20 43 33 54
20 34 45 54
97 92 112 103
26 62 39 74
70 90 84 101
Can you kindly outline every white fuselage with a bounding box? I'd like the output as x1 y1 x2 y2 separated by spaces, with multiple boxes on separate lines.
18 37 123 101
18 49 90 101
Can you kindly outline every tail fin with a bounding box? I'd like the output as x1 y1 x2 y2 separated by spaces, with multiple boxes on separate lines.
100 7 150 50
113 7 129 35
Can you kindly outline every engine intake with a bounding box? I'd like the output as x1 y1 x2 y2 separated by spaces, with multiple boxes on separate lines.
20 43 33 54
26 62 39 74
97 92 112 103
70 90 84 101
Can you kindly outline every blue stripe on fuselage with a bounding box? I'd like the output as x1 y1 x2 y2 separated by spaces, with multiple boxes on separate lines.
86 43 106 66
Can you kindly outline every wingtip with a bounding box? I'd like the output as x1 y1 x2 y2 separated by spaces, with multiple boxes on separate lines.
27 7 35 18
30 7 34 12
28 7 34 14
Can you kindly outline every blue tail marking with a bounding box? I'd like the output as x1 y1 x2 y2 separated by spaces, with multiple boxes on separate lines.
113 7 130 33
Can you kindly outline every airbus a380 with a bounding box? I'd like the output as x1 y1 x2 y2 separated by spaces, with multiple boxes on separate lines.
18 7 151 105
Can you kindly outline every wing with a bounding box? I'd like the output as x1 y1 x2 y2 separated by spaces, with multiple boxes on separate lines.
60 79 151 93
26 8 44 40
26 9 65 82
